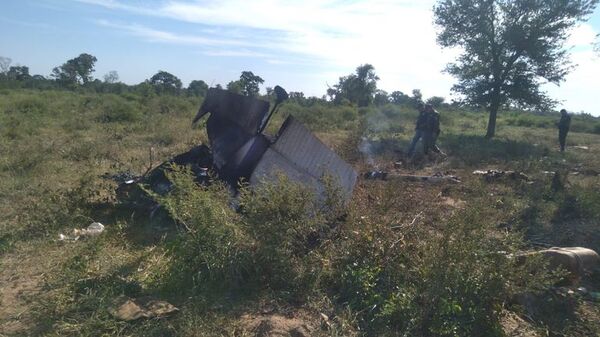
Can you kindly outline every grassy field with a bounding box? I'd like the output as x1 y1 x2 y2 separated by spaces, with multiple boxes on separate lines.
1 89 599 336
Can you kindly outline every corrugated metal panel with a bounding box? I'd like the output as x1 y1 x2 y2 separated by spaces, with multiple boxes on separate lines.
249 148 322 196
251 116 357 201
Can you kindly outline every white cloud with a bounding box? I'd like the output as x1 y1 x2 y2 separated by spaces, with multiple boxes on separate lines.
89 0 454 96
567 23 598 47
81 0 600 114
95 20 257 47
546 50 600 115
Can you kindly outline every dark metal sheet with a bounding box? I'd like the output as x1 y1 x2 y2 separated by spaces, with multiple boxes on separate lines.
192 88 270 169
193 88 269 134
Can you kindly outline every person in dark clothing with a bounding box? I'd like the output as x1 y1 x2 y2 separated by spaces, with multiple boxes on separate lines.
558 109 571 152
407 103 428 157
423 104 444 155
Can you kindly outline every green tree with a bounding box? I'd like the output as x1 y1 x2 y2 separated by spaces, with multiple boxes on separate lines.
7 66 30 81
426 96 446 108
411 89 423 104
373 90 390 106
238 71 264 96
226 80 243 94
187 80 209 97
434 0 598 138
390 91 410 105
149 70 182 95
330 64 380 106
51 53 98 88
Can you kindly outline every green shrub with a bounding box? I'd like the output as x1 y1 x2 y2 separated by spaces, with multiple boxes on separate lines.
97 95 141 123
239 174 328 294
153 168 340 297
156 165 252 292
11 96 48 114
330 208 557 336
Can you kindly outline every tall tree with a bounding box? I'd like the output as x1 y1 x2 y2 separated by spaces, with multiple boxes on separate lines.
434 0 598 138
149 70 182 95
52 53 97 87
330 64 380 106
239 71 264 96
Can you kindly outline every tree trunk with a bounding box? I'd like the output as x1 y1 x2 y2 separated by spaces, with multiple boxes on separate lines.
486 106 498 138
486 94 501 138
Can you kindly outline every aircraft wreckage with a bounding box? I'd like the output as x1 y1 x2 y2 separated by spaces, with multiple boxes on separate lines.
117 87 357 220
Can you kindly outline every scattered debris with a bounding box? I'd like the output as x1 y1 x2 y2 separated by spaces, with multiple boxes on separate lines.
572 145 589 150
118 88 357 223
519 247 600 285
364 171 461 183
58 222 104 241
473 169 531 182
108 296 179 321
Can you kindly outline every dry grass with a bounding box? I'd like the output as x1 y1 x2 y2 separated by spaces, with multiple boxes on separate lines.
1 90 599 336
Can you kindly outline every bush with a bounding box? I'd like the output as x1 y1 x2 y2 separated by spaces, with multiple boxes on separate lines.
97 95 141 123
155 168 341 297
156 165 252 292
11 96 48 114
329 208 557 336
239 174 329 294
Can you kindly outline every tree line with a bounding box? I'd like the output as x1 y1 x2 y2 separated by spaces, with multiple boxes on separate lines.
0 54 445 109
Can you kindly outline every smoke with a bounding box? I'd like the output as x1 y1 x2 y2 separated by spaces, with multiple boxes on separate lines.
358 109 398 168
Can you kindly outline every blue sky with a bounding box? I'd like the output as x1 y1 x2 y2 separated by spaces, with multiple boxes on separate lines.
2 0 600 115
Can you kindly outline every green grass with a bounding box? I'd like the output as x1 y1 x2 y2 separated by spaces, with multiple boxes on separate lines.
1 89 600 336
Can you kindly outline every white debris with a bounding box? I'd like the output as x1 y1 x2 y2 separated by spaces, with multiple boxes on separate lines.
58 222 105 241
573 145 589 150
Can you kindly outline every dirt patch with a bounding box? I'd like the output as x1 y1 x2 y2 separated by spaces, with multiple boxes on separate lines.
237 312 317 337
501 311 541 337
0 242 65 336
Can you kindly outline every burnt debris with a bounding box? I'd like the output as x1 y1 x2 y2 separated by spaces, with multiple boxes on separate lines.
117 87 357 219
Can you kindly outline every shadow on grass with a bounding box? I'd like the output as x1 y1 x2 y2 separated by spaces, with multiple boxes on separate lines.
441 133 550 166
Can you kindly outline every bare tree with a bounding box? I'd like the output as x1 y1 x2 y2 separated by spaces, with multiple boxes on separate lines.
103 70 119 83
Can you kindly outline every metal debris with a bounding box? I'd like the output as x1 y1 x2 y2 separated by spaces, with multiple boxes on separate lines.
58 222 104 241
118 87 358 216
518 247 600 285
364 171 461 183
251 116 357 201
473 169 530 182
192 88 270 171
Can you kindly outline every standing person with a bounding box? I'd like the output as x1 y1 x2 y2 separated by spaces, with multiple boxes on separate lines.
424 104 444 155
558 109 571 152
407 103 428 157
